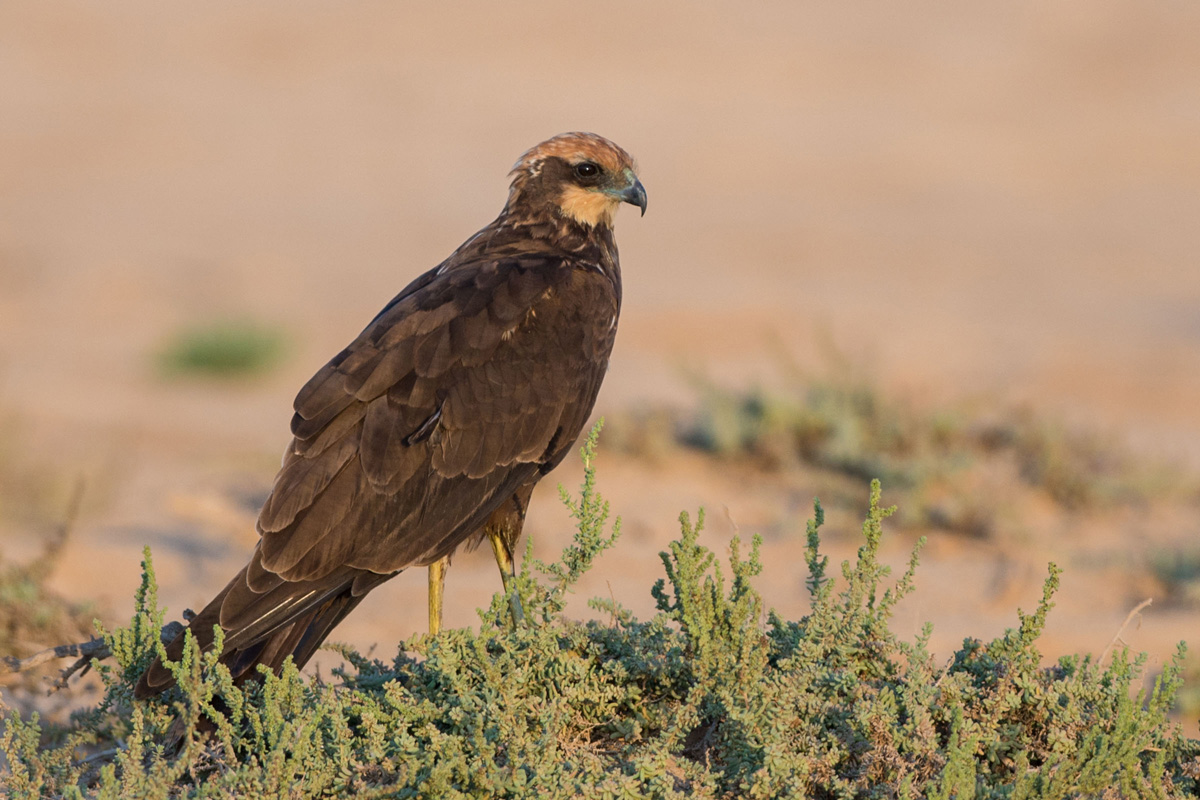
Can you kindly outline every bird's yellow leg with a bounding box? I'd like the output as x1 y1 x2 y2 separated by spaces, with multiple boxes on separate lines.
488 530 526 627
428 556 448 635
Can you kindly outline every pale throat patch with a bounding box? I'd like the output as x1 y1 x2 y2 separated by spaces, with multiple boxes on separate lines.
557 185 619 228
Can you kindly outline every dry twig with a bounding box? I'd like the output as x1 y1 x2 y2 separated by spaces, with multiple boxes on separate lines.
0 621 186 690
1100 597 1153 666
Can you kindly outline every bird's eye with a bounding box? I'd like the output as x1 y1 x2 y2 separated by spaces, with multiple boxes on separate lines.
574 162 600 179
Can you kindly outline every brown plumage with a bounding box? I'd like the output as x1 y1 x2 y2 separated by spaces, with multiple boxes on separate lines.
136 132 645 699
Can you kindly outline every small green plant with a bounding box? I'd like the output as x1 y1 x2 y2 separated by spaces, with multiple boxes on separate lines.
157 319 287 378
2 432 1196 798
1175 654 1200 732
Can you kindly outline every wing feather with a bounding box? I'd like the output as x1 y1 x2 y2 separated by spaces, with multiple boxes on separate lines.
360 396 432 488
413 325 455 377
259 431 360 533
259 458 361 575
348 340 414 400
245 545 285 593
294 402 367 457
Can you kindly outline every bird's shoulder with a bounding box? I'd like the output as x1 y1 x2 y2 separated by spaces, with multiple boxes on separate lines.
357 230 613 348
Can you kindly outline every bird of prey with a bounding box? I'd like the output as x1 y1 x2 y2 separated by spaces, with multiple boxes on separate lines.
135 132 645 698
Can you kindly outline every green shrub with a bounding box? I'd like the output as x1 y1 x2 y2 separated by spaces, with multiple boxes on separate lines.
157 320 287 378
2 427 1196 798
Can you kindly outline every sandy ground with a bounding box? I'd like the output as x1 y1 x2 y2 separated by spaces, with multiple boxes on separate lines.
1 1 1199 729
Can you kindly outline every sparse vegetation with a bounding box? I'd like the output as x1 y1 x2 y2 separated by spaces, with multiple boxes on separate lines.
157 320 287 378
1 428 1195 798
0 484 100 704
609 365 1192 538
1149 547 1200 609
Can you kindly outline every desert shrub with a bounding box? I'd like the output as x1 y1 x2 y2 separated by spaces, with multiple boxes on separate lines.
1148 547 1200 610
1 427 1196 798
609 369 1192 538
157 319 287 378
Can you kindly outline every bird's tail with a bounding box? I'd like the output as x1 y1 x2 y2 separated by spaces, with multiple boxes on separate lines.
134 571 373 701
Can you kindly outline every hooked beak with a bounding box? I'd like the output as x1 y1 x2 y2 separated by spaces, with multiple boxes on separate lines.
618 179 648 216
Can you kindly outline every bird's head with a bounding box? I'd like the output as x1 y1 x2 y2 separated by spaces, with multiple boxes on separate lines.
507 132 647 229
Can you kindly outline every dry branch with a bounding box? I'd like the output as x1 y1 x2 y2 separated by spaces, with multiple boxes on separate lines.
1100 597 1153 667
0 620 186 690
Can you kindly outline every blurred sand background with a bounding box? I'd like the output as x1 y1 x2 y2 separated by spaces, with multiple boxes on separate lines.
2 1 1199 722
